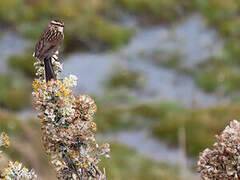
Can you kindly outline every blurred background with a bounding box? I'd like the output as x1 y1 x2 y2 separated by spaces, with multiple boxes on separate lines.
0 0 240 179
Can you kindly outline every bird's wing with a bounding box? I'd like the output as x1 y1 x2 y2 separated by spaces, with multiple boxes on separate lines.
34 28 63 60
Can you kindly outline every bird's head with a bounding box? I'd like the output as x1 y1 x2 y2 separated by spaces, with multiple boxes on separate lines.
49 20 64 33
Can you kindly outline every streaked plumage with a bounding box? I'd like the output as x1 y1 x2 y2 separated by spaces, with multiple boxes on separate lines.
34 20 64 82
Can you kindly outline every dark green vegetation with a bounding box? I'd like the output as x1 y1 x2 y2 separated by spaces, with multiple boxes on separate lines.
0 110 188 180
100 142 184 180
0 111 55 179
0 74 31 110
3 51 36 111
0 110 25 136
105 69 145 90
0 0 238 53
115 0 195 23
192 0 240 94
194 58 240 93
157 54 182 69
95 100 240 157
149 51 183 70
0 51 34 112
0 0 133 51
1 0 240 178
7 53 35 78
101 0 240 95
96 103 137 132
0 0 199 52
152 103 240 156
198 0 240 39
95 101 184 132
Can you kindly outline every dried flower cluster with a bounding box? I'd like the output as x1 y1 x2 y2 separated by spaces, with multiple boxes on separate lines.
0 132 9 160
198 120 240 179
0 132 10 148
0 132 37 180
32 54 110 179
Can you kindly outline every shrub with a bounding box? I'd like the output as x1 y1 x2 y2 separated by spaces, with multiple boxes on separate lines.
101 142 183 180
7 53 35 78
105 69 145 90
154 103 240 156
0 74 31 110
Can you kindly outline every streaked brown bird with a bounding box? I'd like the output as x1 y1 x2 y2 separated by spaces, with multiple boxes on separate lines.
34 20 64 82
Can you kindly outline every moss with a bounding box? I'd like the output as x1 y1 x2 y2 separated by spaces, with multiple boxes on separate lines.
153 103 240 156
100 142 184 180
105 69 145 90
7 53 35 78
0 74 31 110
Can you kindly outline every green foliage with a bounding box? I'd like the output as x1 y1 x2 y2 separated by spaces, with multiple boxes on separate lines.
198 0 239 34
95 101 185 132
0 110 25 136
131 102 184 120
0 0 200 51
192 0 240 94
0 112 53 177
7 53 35 78
198 0 240 62
153 103 240 156
96 106 135 132
93 19 133 49
0 0 132 51
0 74 31 110
115 0 195 22
17 21 49 42
194 58 240 93
102 101 240 157
150 51 183 69
0 111 28 165
65 17 132 51
158 55 182 69
0 111 28 164
105 70 145 89
100 142 183 180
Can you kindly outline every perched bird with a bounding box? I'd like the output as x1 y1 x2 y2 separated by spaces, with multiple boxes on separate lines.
34 20 64 82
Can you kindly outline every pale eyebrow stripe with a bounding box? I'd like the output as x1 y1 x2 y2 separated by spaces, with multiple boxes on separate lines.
51 22 64 26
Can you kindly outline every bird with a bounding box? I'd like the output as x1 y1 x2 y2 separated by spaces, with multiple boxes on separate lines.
33 20 64 82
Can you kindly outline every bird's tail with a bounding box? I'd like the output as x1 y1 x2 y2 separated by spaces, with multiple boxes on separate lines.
44 57 56 82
